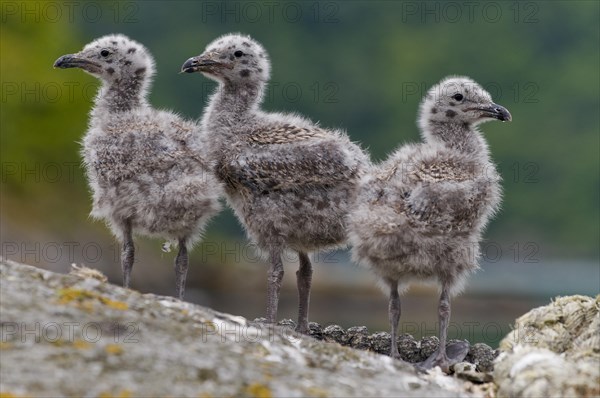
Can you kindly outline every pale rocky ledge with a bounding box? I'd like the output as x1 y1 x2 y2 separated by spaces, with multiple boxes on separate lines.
0 259 598 397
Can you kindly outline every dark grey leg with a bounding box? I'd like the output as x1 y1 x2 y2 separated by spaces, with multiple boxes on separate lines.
174 238 189 300
121 220 134 289
266 248 284 324
296 251 313 334
436 285 451 369
388 280 401 359
419 284 469 372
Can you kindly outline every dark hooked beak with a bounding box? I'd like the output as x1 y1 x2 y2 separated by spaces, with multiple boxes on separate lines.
53 54 96 69
181 53 229 74
473 103 512 122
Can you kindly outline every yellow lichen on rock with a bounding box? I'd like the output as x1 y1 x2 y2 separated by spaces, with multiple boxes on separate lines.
245 382 273 398
98 296 129 311
304 386 329 397
98 390 132 398
0 342 14 350
105 344 124 355
72 339 92 350
57 288 96 304
56 288 128 311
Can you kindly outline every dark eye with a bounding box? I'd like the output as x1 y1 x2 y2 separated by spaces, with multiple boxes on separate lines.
100 49 110 57
234 50 244 58
452 93 464 101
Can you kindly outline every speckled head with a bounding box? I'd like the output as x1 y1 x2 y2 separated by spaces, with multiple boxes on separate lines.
181 33 270 84
418 76 511 131
54 34 155 83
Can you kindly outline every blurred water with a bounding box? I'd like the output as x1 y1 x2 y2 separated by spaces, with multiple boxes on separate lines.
471 260 600 297
308 250 600 298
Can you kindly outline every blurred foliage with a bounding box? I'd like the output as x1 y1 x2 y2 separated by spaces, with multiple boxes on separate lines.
2 0 599 263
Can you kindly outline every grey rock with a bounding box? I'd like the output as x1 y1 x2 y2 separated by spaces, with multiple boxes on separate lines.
398 333 422 363
452 362 493 384
495 295 600 398
420 336 440 359
322 324 347 345
465 343 497 372
277 318 297 329
369 332 391 355
346 326 371 350
308 322 324 340
0 259 473 397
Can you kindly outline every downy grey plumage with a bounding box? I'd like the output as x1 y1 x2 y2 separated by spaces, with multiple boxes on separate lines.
348 76 510 371
182 33 370 333
54 34 222 299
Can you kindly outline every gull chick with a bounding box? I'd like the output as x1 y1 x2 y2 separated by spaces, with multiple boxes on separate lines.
348 76 510 371
182 33 370 332
55 34 222 299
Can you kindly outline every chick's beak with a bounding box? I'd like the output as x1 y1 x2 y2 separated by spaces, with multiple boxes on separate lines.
181 52 228 73
53 54 76 68
181 56 201 73
53 54 96 69
477 103 512 122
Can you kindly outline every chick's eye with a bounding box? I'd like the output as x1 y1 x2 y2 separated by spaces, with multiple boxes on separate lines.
234 50 244 58
100 49 110 57
452 93 464 101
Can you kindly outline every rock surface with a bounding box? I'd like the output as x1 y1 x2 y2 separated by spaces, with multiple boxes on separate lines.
494 294 600 398
3 258 597 397
0 260 470 397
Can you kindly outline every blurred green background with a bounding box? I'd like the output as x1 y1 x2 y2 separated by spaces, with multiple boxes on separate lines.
1 1 599 347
